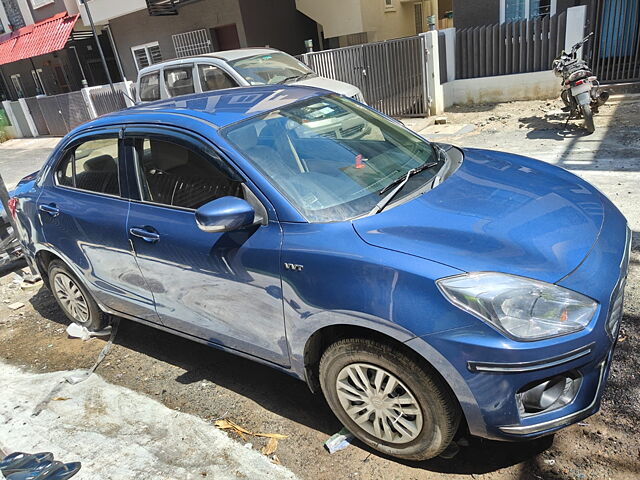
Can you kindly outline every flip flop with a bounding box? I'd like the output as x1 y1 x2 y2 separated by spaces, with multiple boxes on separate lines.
6 461 82 480
3 461 58 479
0 453 54 475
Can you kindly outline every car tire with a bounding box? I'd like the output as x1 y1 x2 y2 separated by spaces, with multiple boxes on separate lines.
48 260 109 331
319 338 461 461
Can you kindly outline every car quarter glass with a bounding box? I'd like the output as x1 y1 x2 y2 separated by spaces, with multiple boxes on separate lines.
223 95 441 222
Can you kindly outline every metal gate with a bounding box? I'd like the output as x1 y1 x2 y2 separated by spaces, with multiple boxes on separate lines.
37 91 92 136
300 35 429 117
25 97 49 136
589 0 640 83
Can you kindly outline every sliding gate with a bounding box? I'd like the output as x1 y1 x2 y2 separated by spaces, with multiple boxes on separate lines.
589 0 640 83
300 35 429 117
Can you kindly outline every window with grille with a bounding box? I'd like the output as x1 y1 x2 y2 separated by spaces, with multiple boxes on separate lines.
30 0 54 8
503 0 555 22
172 29 213 58
414 3 423 34
131 42 163 71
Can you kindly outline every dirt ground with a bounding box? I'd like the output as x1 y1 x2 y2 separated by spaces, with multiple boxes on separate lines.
1 99 639 480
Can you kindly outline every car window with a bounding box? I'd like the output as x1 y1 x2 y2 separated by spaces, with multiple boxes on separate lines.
55 138 120 196
198 64 237 92
132 138 243 210
139 72 160 102
223 95 441 222
164 66 195 97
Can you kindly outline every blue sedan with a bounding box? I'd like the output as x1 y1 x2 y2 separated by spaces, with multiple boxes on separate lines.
12 86 630 460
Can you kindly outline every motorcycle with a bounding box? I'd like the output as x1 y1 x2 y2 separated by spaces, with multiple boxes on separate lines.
552 32 609 133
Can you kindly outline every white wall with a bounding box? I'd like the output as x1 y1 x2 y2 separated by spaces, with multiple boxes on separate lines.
443 70 560 107
75 0 146 25
295 0 365 38
565 5 588 60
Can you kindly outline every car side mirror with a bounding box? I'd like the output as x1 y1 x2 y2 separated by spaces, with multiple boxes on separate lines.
195 197 256 233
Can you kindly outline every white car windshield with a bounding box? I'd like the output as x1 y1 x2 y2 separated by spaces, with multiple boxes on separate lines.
223 96 442 222
228 52 315 85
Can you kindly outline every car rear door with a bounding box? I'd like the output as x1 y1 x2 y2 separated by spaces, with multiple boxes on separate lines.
37 129 160 323
123 126 289 366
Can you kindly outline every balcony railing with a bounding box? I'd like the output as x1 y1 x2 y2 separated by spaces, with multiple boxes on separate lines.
145 0 200 16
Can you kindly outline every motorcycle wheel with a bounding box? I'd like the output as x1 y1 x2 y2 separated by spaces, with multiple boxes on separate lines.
582 104 595 133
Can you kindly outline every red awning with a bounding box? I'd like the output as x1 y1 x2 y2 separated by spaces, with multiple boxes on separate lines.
0 13 79 66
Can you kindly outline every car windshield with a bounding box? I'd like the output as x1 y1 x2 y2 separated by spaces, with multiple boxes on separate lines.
223 95 442 222
228 52 314 85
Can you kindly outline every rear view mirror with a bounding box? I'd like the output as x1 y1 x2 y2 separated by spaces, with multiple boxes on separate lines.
195 197 255 233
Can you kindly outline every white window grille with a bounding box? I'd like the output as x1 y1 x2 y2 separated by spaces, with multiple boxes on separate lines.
131 42 163 71
31 68 46 95
30 0 54 9
172 29 213 58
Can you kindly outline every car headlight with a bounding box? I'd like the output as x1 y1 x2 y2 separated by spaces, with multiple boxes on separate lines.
436 272 597 341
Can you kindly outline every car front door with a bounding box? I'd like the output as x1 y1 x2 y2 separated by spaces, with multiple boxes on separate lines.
37 130 160 323
123 127 288 366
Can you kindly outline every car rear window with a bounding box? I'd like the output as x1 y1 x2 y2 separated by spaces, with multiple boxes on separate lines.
139 72 160 102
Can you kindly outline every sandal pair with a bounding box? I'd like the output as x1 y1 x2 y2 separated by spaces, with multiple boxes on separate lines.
0 453 80 480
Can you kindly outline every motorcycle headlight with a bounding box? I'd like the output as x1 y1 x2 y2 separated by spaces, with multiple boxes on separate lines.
437 272 598 341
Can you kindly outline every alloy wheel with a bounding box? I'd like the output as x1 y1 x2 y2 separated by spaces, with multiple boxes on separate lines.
53 272 90 324
335 362 423 444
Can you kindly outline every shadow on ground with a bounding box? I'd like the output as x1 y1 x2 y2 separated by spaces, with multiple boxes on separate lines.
24 284 566 476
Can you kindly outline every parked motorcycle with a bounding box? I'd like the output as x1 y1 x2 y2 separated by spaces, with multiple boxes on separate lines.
552 32 609 133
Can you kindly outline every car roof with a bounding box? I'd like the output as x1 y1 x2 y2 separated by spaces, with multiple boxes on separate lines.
137 48 281 75
84 85 331 130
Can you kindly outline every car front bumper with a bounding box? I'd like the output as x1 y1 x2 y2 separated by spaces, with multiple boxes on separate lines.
406 202 630 441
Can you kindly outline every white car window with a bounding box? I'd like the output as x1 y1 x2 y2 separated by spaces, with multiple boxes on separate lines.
164 66 196 97
139 72 160 102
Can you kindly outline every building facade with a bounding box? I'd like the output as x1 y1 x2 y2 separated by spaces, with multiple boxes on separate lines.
82 0 319 82
295 0 453 48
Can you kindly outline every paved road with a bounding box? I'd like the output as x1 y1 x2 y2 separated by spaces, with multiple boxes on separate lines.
0 138 60 189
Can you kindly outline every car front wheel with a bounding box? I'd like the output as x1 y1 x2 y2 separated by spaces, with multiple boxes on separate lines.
48 260 109 331
319 338 460 460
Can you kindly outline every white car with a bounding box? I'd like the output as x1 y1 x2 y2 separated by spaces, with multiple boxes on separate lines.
135 48 365 104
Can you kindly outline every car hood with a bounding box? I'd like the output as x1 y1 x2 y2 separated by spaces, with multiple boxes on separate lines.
293 76 361 99
352 148 605 284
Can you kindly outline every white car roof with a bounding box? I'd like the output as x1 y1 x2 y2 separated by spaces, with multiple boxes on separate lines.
137 48 282 76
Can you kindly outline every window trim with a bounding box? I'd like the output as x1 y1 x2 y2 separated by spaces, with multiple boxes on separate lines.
52 134 124 199
131 41 161 71
500 0 557 23
10 74 24 98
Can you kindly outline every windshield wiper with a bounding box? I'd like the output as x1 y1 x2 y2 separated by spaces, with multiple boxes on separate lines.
278 74 303 84
369 161 438 215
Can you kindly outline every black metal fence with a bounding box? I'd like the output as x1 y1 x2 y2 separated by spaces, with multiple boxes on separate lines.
298 35 429 117
588 0 640 83
455 12 567 79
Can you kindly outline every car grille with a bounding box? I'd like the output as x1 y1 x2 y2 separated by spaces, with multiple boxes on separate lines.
606 226 632 338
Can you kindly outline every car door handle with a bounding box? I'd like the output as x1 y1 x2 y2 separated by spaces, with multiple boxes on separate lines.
129 227 160 243
39 204 60 217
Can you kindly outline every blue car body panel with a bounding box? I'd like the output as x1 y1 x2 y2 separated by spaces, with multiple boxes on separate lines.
12 86 629 443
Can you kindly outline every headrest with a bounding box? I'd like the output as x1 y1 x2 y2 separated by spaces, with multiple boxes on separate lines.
230 125 259 150
83 154 116 172
150 139 189 171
